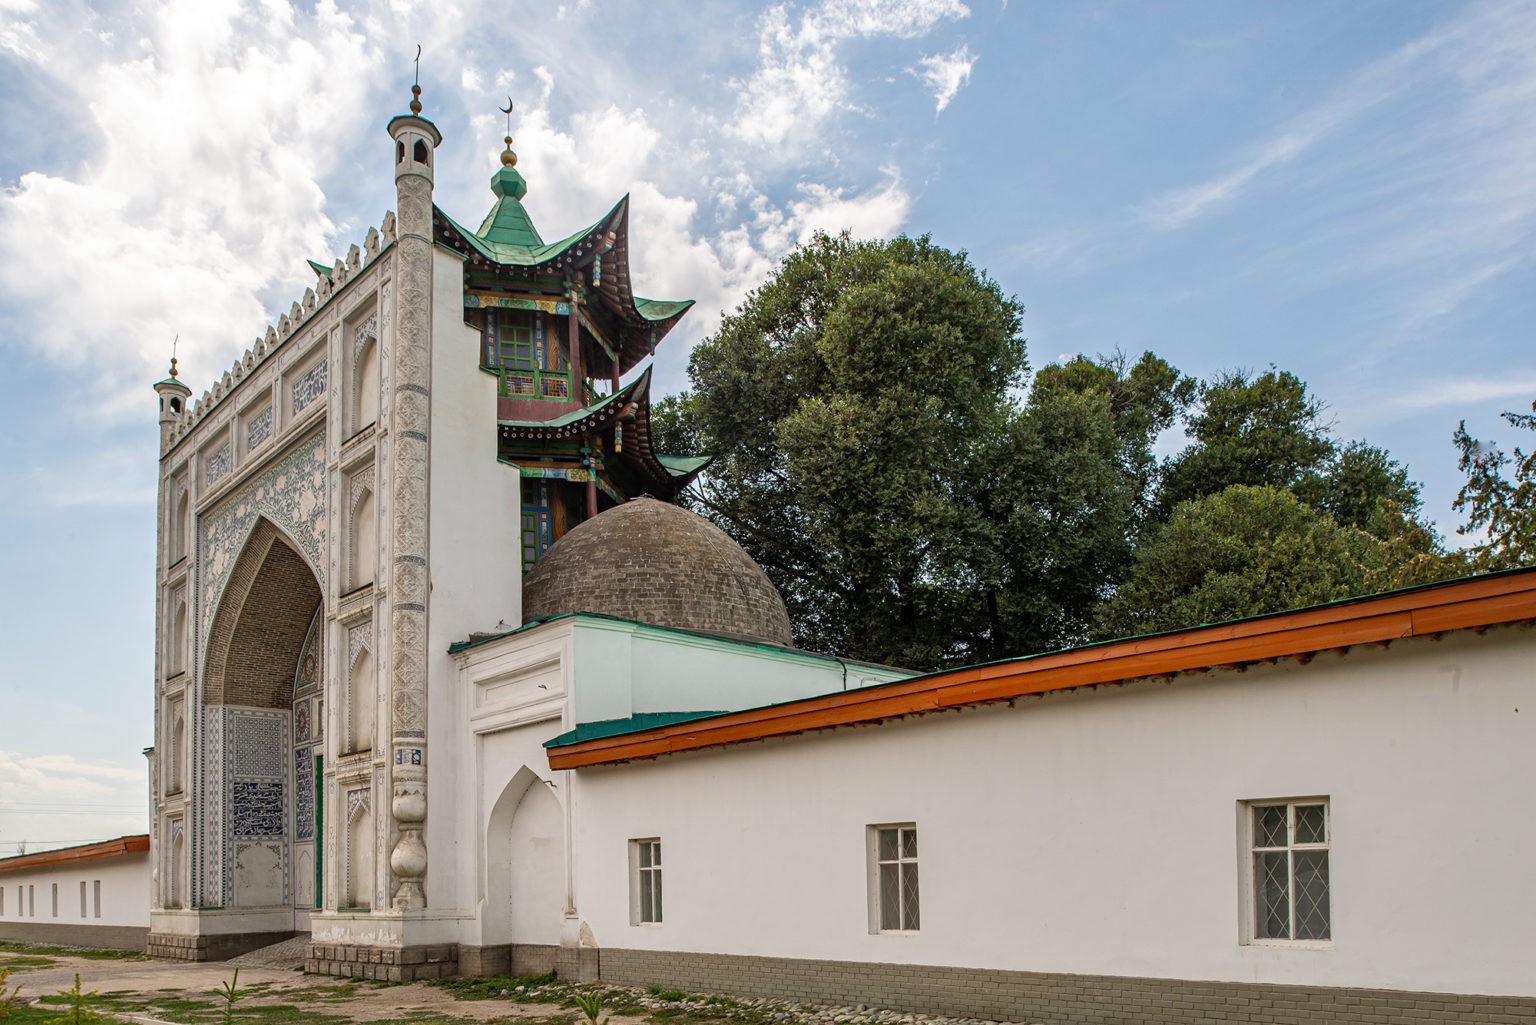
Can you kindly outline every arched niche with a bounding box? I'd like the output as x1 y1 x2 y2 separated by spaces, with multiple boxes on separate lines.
168 827 185 909
203 518 323 708
172 488 190 562
345 797 373 910
169 599 188 676
353 335 379 432
484 767 566 951
168 711 185 794
349 489 376 591
347 647 374 754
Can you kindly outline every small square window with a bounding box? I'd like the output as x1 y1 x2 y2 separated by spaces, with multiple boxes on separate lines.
1247 799 1330 942
630 838 662 925
870 823 919 932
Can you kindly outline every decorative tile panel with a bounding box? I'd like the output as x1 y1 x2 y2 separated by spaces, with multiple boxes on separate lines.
231 780 284 836
292 359 328 416
295 749 315 841
294 609 322 696
205 442 232 486
200 429 327 645
246 405 273 450
232 716 284 777
220 707 288 903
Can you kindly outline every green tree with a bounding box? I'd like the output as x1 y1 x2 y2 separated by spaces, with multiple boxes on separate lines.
672 232 1195 668
1156 369 1334 515
1453 401 1536 569
1092 485 1379 639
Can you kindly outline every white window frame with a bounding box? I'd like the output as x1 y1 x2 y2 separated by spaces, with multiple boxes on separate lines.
1241 798 1332 946
629 838 662 926
867 822 920 934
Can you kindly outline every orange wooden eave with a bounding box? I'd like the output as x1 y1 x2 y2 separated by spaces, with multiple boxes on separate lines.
546 570 1536 771
0 834 149 874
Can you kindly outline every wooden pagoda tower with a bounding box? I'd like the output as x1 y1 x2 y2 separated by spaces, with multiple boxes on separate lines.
430 127 708 570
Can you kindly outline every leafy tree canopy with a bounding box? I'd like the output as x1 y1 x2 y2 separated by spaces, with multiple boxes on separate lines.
1093 485 1363 638
662 233 1459 670
1453 401 1536 570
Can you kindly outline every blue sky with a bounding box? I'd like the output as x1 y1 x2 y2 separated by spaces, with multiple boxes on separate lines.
1 0 1532 851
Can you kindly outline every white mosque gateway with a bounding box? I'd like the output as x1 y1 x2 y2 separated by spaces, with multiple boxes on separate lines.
2 83 1533 1025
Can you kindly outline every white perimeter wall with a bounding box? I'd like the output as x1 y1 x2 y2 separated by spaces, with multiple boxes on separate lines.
568 625 1536 997
0 853 150 929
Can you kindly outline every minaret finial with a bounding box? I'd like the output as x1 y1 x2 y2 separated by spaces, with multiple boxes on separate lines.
409 45 423 115
499 97 517 167
169 334 179 379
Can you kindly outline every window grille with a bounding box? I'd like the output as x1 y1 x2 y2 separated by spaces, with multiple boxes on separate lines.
873 824 920 931
1251 801 1330 941
631 838 662 925
488 310 572 400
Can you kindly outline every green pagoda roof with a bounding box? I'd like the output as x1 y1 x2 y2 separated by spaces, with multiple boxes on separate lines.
307 259 334 279
496 366 712 497
435 181 695 374
475 167 544 248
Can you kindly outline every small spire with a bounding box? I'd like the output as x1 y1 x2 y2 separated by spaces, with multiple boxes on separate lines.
499 97 517 167
409 45 423 115
169 334 180 379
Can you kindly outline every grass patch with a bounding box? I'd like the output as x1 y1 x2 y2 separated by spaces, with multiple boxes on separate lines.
645 988 691 1004
429 973 560 1003
0 956 59 973
0 942 144 962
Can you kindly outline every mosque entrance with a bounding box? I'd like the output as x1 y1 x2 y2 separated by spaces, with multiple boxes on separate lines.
202 518 324 927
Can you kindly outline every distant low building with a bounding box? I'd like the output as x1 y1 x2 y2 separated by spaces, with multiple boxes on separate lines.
0 835 149 949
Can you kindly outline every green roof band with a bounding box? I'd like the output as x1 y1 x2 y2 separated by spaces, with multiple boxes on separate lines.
307 259 334 279
543 711 727 749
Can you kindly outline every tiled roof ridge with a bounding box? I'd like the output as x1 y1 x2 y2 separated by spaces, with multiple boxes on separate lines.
162 211 398 452
0 834 150 873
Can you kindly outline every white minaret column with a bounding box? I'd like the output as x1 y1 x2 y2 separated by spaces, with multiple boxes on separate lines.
384 84 441 910
153 357 192 453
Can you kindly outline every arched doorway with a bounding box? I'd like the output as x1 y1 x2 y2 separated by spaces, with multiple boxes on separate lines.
486 768 566 967
202 518 323 920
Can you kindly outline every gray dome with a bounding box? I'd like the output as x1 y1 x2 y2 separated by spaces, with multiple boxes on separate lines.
522 497 793 646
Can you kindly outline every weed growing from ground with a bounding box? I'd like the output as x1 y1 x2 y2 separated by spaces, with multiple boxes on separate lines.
44 975 106 1025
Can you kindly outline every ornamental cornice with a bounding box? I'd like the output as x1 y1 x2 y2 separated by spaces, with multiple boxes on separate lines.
160 213 399 459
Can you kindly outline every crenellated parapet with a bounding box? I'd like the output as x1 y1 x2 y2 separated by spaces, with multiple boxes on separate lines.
162 211 400 452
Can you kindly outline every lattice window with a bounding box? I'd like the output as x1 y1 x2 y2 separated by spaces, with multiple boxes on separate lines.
520 479 554 570
1250 800 1330 942
491 310 570 400
630 838 662 925
872 823 920 932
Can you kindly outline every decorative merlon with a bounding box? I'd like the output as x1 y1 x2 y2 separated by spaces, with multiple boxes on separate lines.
162 211 398 453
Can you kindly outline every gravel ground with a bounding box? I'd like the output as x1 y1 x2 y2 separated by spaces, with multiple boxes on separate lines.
0 946 1036 1025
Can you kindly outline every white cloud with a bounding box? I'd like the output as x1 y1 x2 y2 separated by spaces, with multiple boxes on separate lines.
0 750 147 854
1388 372 1536 412
789 171 913 242
913 44 974 112
730 0 969 152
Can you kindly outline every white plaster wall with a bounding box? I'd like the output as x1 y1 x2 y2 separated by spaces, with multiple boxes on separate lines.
568 625 1536 997
427 245 525 922
570 618 910 724
0 854 150 928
